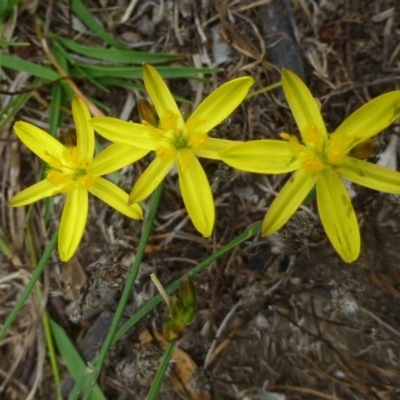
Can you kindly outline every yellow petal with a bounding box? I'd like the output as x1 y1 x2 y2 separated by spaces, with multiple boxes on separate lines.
262 169 316 235
335 156 400 194
332 91 400 150
72 96 94 159
13 121 65 163
177 149 214 237
59 187 88 261
89 177 143 219
282 69 327 148
220 140 300 173
316 169 360 263
143 64 182 123
192 137 231 160
186 76 253 134
9 179 63 207
129 156 175 203
91 143 149 176
91 117 159 150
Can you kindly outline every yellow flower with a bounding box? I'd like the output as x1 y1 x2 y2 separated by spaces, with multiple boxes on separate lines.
10 97 147 261
220 69 400 262
91 64 254 237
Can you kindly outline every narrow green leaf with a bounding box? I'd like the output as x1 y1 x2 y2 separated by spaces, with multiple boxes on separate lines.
0 89 35 131
50 319 107 400
0 54 60 80
70 0 124 49
0 40 29 46
52 45 74 99
80 181 166 400
52 40 110 93
55 35 177 64
42 312 63 400
95 78 188 103
96 77 143 90
0 229 12 257
0 229 58 342
146 342 176 400
0 0 22 17
71 65 220 79
43 80 65 224
113 222 262 343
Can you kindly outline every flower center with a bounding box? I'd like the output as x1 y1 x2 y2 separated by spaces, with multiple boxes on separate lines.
156 110 207 162
175 137 188 149
46 147 94 194
281 132 325 173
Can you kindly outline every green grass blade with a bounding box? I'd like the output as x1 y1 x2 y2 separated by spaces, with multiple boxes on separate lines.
51 44 79 99
0 0 22 18
95 78 188 103
43 80 66 224
146 342 176 400
0 40 29 46
0 229 12 257
113 222 262 343
50 319 107 400
0 228 59 342
55 35 177 64
52 39 110 93
95 77 143 90
70 0 124 49
0 54 60 80
79 181 165 400
16 221 62 400
71 65 220 79
25 224 62 400
49 83 64 134
42 312 63 400
0 84 39 131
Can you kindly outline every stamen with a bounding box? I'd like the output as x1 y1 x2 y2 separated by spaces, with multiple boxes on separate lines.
161 111 179 131
280 133 290 140
189 133 206 149
307 124 321 148
301 155 324 173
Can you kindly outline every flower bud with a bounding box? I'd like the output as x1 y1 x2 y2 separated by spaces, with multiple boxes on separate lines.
163 319 185 342
182 306 196 325
169 296 186 322
350 138 379 159
179 278 197 308
180 103 192 121
138 98 158 126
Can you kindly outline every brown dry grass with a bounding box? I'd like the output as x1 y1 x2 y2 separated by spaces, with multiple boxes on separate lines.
1 0 400 399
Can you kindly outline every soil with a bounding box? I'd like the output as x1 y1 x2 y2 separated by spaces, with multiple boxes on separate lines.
1 1 400 399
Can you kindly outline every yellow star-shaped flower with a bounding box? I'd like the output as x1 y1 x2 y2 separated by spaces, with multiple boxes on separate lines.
91 64 254 237
10 97 147 261
220 69 400 262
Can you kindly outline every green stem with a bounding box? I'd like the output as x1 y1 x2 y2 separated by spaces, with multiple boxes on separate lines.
146 342 176 400
79 182 165 400
42 311 63 400
0 228 58 342
26 223 63 400
246 81 282 99
113 221 262 344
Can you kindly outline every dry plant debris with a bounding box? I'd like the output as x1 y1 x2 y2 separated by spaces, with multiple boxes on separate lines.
1 0 400 399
